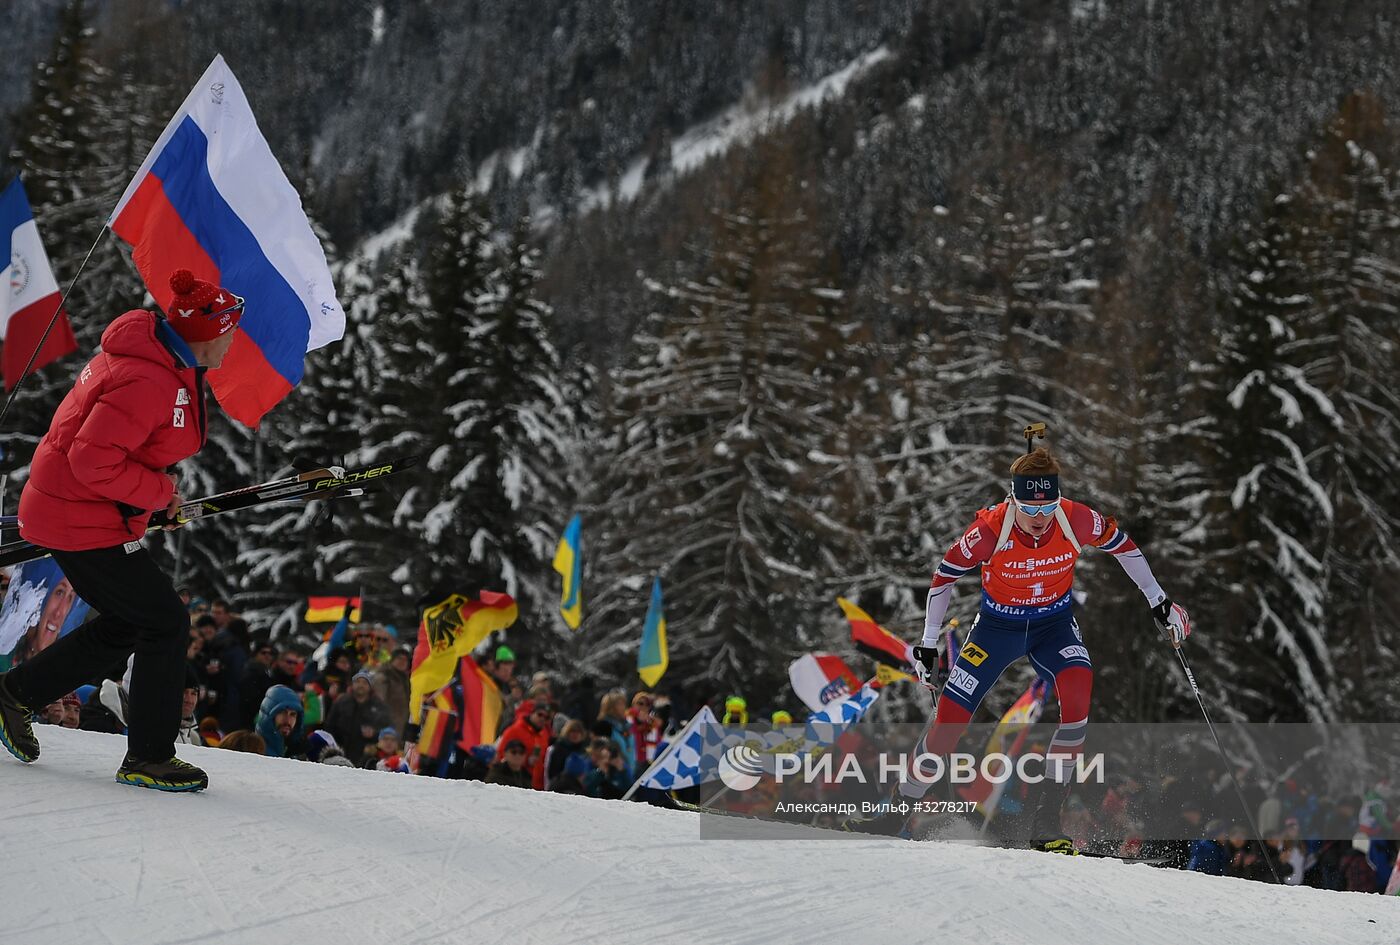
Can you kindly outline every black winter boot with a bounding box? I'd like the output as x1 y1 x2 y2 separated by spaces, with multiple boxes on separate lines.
0 673 39 764
1028 778 1076 853
115 754 208 792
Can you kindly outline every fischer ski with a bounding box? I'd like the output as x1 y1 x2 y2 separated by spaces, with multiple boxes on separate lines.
0 455 417 568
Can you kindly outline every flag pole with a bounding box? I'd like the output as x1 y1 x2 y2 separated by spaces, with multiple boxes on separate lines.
0 226 107 431
621 706 709 802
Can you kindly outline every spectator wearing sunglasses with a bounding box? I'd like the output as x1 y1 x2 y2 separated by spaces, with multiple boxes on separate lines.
855 443 1190 854
497 698 554 790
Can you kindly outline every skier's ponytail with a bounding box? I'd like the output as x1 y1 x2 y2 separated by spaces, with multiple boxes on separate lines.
1010 447 1060 476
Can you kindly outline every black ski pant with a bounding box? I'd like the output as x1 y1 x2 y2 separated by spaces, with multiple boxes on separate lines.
7 543 188 761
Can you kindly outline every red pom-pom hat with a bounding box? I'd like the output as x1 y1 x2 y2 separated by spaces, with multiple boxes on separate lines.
165 269 244 342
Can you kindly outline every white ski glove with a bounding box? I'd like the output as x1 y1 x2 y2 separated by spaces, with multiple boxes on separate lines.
912 645 944 691
1152 598 1191 647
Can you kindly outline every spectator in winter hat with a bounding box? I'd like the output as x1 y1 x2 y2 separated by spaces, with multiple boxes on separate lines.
305 729 340 763
59 692 82 729
771 710 794 726
722 695 748 726
485 738 533 789
496 699 552 790
488 645 517 684
0 268 243 792
364 726 401 769
325 669 390 766
255 685 306 758
545 718 591 793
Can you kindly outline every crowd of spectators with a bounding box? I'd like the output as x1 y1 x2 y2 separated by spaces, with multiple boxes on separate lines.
26 588 1399 896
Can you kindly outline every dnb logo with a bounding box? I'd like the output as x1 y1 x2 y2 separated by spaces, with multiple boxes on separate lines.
1059 645 1090 663
947 666 979 697
718 744 765 791
959 642 990 667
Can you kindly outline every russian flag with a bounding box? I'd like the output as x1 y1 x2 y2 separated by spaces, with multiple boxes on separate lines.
0 178 77 390
108 55 344 427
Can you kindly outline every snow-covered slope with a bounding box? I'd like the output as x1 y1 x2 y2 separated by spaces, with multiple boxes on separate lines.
2 728 1392 945
355 45 893 263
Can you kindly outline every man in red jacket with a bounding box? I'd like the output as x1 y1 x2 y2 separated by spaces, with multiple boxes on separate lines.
496 698 553 790
0 269 242 792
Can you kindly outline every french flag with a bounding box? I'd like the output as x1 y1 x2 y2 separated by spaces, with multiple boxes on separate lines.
0 178 77 390
108 55 344 427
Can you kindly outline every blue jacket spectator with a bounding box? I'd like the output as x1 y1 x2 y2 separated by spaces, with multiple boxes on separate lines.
255 685 306 758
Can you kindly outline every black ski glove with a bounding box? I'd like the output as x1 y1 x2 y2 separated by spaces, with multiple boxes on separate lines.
912 645 944 691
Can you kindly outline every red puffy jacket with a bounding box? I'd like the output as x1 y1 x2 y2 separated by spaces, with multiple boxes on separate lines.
18 310 208 551
496 699 551 790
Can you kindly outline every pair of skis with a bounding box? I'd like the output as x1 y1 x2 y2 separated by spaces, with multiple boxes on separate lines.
0 455 418 568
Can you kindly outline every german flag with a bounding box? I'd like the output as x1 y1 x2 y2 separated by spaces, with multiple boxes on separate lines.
838 597 914 672
305 595 361 623
408 591 517 726
417 687 458 760
454 654 504 751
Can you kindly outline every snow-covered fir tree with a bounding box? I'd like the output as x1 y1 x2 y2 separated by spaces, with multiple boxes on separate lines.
587 163 864 695
1285 93 1400 716
441 218 576 635
1206 203 1340 722
370 191 576 646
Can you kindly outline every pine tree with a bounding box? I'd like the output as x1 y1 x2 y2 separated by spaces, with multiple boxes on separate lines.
436 217 575 634
587 161 861 695
371 190 577 651
1206 203 1340 721
1286 93 1400 716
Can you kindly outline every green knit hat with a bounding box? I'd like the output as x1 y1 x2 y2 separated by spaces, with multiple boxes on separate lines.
495 645 516 663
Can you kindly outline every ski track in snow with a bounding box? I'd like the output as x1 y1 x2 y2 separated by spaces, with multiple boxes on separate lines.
0 728 1393 945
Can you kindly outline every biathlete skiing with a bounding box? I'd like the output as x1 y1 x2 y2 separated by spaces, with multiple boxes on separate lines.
854 427 1192 851
0 269 243 792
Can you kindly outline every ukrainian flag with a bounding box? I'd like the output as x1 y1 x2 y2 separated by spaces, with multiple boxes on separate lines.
553 514 583 630
638 577 668 686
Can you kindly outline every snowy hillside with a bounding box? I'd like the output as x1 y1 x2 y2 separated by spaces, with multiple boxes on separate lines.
2 729 1393 945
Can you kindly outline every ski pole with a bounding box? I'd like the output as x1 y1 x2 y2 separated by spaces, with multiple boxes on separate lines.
1165 631 1283 885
